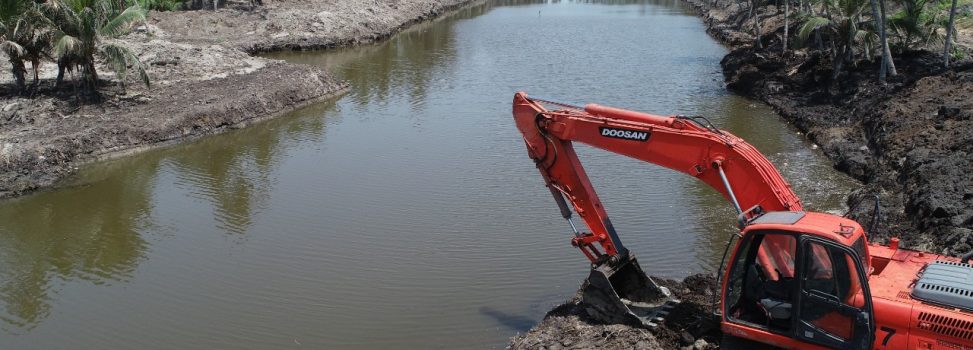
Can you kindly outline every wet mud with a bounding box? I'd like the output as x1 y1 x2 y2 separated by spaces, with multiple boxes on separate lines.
508 274 722 350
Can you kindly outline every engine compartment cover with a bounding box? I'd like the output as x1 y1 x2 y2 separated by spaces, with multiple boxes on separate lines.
911 260 973 312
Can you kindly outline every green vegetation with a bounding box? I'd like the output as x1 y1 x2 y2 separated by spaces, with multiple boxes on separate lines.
888 0 945 50
47 0 150 92
764 0 969 81
798 0 877 79
135 0 183 11
1 0 262 97
1 0 149 96
1 0 52 90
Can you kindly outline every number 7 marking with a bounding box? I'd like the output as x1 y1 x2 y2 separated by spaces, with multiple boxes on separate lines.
880 326 896 346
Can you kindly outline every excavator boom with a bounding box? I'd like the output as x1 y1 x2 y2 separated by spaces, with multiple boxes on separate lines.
513 92 802 262
513 92 805 328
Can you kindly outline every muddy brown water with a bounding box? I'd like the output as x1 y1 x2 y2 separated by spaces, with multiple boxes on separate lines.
0 1 859 348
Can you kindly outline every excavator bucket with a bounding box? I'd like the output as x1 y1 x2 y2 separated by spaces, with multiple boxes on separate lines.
580 254 678 328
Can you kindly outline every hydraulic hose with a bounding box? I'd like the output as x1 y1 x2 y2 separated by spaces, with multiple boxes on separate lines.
961 250 973 264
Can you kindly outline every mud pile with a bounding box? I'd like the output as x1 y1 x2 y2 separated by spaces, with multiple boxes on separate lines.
0 0 474 198
684 0 973 256
508 274 722 350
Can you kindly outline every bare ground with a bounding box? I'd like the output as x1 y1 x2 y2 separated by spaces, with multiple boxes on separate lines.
0 0 474 198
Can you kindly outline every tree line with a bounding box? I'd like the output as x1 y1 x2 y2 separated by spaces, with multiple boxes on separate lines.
740 0 966 82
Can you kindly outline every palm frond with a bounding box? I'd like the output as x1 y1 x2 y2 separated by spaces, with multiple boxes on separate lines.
0 39 25 57
854 28 874 43
799 16 833 40
102 42 149 87
52 33 82 59
101 4 145 38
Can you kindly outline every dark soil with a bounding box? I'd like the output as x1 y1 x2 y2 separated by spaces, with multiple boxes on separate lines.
683 0 973 256
508 274 723 350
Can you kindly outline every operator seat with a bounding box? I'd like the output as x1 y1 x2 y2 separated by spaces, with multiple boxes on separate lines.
745 264 793 329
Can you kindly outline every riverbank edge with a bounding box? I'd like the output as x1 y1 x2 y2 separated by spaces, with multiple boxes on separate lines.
680 0 972 254
0 0 480 199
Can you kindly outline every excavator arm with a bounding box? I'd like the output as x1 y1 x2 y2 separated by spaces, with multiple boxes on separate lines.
512 92 808 328
513 92 803 264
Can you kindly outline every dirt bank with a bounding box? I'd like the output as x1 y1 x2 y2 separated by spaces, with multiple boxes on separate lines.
509 274 722 350
683 0 973 256
0 0 475 199
148 0 475 53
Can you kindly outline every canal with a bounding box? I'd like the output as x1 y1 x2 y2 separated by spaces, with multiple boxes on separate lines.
0 1 859 348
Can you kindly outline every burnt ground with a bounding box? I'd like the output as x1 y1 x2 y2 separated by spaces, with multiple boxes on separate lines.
0 0 475 198
682 0 973 256
509 274 722 350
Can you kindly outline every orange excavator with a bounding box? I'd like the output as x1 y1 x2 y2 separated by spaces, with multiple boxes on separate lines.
512 92 973 350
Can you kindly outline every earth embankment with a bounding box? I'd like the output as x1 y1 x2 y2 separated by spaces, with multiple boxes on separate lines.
0 0 475 198
683 0 973 255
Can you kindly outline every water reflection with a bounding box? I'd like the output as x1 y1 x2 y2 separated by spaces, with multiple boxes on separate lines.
0 99 337 331
0 159 156 330
267 11 464 113
164 100 336 236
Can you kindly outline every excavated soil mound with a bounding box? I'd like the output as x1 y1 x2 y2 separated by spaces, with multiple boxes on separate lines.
509 274 722 350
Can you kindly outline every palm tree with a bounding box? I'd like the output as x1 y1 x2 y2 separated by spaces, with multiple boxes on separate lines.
799 0 875 80
868 0 895 82
784 0 790 53
942 0 957 67
878 0 896 78
44 0 149 94
749 0 764 48
1 0 52 92
888 0 943 51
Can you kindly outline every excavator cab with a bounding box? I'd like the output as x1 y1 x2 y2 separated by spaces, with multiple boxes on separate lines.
721 213 875 350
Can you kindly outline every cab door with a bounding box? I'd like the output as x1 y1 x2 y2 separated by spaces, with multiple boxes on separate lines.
795 237 875 350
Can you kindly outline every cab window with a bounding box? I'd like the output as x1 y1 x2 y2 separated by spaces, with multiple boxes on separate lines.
798 240 867 343
725 231 797 332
